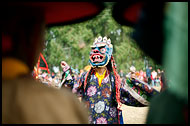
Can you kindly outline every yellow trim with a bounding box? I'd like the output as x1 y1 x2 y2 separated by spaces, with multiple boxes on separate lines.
95 70 106 87
2 57 29 80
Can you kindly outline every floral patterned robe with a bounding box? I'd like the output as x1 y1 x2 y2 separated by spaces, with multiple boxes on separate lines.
72 70 159 124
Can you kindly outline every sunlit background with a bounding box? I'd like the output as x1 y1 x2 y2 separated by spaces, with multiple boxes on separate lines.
35 3 162 76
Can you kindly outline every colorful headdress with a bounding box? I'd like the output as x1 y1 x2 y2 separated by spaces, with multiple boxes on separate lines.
89 36 113 67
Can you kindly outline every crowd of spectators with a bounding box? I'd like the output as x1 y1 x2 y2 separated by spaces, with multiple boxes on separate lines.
32 68 62 88
32 67 84 89
120 66 165 87
32 65 165 90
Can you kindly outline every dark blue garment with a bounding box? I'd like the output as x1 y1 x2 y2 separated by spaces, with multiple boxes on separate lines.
146 68 151 78
120 111 124 124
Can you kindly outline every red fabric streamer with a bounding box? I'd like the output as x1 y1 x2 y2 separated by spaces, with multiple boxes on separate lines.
37 53 50 74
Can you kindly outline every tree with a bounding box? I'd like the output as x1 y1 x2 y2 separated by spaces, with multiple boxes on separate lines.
42 3 161 74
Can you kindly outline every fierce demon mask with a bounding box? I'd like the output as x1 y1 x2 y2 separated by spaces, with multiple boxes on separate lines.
89 36 113 67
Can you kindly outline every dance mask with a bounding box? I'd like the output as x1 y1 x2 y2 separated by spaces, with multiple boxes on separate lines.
89 36 113 67
61 61 70 72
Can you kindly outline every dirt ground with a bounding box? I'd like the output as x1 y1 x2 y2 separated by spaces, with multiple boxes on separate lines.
121 86 161 124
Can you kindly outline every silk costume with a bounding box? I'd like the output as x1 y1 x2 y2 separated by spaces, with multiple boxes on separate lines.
61 36 159 124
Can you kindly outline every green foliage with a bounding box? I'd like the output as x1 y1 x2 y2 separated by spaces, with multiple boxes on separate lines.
42 5 160 73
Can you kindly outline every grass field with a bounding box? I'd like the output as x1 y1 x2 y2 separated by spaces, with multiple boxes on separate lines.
121 86 161 124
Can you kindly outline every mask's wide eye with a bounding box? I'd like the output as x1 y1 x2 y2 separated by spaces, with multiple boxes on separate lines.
100 48 106 53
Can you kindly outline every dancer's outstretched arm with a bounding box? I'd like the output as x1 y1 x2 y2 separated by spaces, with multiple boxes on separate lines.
120 77 159 107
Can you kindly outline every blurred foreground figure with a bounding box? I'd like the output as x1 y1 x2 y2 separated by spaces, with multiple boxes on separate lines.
2 2 105 124
112 1 188 124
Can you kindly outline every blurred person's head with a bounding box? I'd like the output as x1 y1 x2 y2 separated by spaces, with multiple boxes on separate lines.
130 66 136 73
2 6 45 71
149 66 152 70
157 68 160 72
